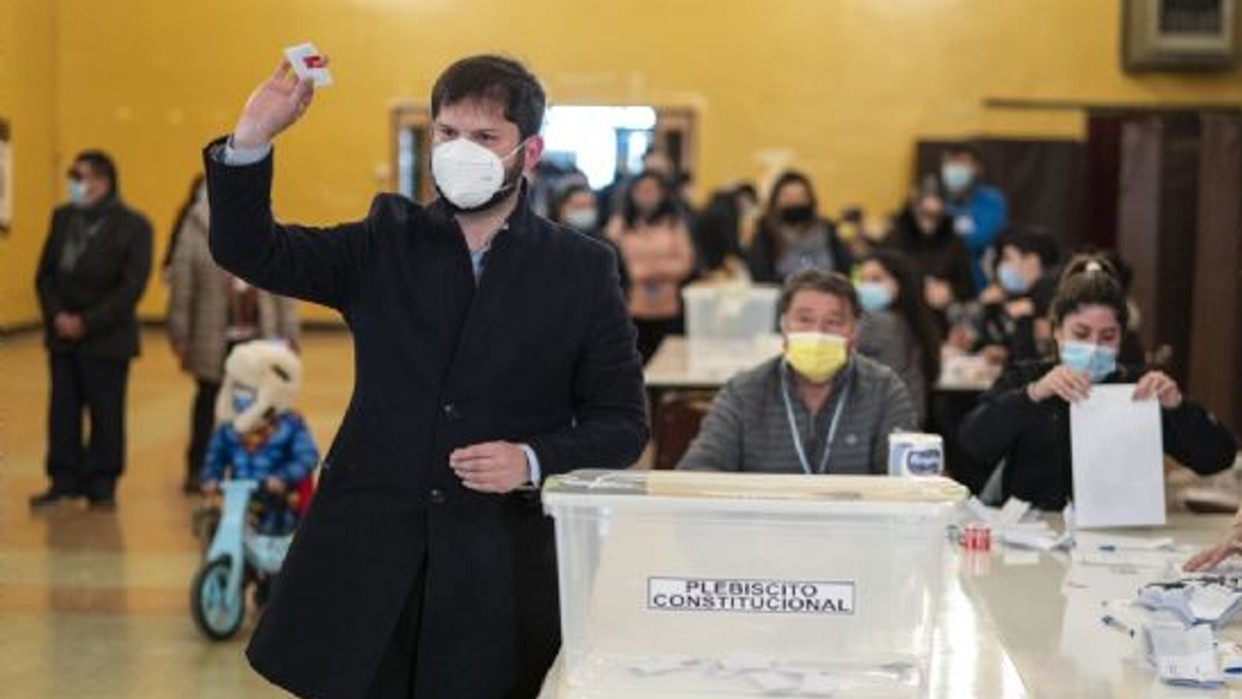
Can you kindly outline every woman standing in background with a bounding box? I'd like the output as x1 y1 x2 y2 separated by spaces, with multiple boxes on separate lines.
747 170 852 284
166 175 300 493
606 171 695 363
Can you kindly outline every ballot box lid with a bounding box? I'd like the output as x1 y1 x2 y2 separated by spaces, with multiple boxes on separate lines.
543 469 967 513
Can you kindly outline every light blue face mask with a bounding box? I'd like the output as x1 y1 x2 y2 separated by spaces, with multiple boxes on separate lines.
856 281 893 313
941 163 975 194
1059 341 1118 383
231 389 257 415
68 180 90 206
997 263 1030 294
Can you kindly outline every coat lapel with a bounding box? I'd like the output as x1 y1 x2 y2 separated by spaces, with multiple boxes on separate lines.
445 225 529 385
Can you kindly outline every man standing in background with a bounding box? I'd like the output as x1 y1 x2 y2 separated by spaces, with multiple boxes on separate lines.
941 144 1008 292
32 151 153 510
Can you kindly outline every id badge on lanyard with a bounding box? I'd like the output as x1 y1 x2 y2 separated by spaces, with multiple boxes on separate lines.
780 365 851 475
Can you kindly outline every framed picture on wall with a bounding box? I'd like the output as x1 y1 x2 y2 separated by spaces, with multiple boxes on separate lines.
0 118 10 235
1123 0 1240 72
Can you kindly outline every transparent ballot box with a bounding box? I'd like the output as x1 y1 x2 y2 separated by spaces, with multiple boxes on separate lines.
681 284 782 375
542 470 967 698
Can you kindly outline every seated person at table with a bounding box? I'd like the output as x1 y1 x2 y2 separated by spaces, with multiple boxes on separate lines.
855 249 942 427
677 270 917 474
973 231 1060 365
958 256 1237 510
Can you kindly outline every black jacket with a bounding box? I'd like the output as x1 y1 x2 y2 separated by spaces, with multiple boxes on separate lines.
887 208 974 305
203 139 649 699
959 359 1237 510
34 198 153 360
746 217 852 283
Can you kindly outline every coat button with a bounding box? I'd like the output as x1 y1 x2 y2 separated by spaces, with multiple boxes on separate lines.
429 489 446 505
442 403 460 420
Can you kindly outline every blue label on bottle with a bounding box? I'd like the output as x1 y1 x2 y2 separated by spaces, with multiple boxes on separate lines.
905 448 942 476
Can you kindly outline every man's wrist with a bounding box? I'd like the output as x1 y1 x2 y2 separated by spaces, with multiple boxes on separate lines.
230 125 271 151
519 444 542 487
221 136 273 166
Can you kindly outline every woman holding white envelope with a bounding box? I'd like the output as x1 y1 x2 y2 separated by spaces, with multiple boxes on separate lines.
959 255 1237 511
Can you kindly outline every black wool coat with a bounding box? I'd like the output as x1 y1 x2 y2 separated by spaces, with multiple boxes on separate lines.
203 139 649 699
35 198 153 360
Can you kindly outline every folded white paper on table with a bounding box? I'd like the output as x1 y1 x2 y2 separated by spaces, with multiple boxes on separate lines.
964 496 1033 527
1002 529 1072 552
1144 620 1224 688
1070 385 1165 529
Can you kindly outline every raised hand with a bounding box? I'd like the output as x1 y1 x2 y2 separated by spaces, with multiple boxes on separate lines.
232 60 320 149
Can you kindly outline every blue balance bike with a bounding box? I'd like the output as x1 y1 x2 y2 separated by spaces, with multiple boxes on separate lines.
190 480 293 640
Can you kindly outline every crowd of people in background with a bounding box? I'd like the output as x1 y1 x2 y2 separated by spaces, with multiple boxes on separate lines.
532 141 1124 424
28 137 1240 514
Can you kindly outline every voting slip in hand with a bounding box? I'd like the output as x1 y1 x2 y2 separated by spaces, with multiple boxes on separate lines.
284 42 333 87
1069 384 1165 529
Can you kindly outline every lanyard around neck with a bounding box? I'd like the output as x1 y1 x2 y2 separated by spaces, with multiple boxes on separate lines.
780 363 851 476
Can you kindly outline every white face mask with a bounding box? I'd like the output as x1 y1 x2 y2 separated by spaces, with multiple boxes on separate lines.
563 208 598 231
431 137 527 210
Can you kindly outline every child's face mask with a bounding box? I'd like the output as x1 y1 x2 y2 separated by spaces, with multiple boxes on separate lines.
232 387 257 415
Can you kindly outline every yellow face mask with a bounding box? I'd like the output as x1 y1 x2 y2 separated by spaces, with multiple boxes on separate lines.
784 332 849 384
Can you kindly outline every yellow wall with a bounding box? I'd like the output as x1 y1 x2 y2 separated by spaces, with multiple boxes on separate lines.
7 0 1242 325
0 0 57 327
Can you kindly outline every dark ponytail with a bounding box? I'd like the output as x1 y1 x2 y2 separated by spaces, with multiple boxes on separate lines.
1050 254 1128 329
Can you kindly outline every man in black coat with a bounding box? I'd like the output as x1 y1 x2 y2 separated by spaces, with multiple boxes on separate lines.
204 55 649 698
32 150 153 509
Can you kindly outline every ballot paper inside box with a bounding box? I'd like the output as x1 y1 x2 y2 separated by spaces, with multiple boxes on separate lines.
542 471 967 698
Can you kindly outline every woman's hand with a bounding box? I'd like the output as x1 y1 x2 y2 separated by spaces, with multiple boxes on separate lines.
924 278 953 310
1028 365 1092 403
1133 370 1183 409
978 284 1005 306
1185 523 1242 572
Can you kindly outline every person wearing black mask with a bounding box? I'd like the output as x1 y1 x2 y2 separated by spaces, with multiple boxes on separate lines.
748 170 851 284
32 150 153 510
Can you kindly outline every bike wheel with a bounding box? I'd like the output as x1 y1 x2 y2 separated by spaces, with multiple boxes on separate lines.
190 557 246 640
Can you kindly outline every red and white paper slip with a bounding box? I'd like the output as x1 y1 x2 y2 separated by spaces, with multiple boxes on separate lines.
284 42 333 87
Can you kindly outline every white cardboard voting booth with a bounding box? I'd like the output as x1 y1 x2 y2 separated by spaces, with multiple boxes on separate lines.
542 471 968 698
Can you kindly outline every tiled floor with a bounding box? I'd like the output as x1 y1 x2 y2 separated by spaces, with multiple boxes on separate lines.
0 329 356 698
